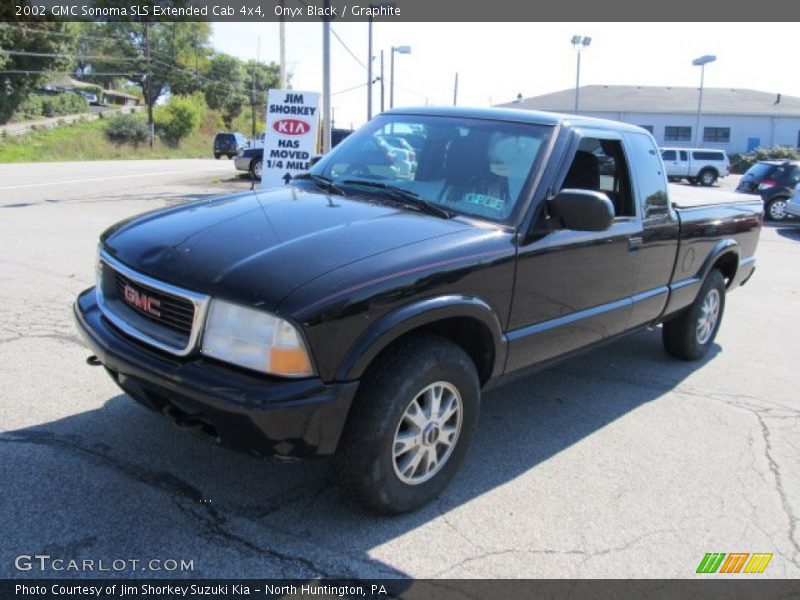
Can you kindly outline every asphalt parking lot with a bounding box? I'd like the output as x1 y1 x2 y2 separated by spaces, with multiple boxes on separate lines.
0 161 798 579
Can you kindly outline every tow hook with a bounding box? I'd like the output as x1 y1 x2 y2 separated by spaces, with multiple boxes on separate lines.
86 355 102 366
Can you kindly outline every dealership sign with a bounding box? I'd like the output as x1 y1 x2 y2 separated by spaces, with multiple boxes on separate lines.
261 89 320 188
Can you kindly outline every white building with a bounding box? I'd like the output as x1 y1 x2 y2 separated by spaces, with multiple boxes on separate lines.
498 85 800 155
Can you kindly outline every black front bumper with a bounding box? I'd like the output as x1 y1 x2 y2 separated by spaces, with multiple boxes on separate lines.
74 288 358 458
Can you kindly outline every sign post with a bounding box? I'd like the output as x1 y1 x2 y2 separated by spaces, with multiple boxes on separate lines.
261 89 321 188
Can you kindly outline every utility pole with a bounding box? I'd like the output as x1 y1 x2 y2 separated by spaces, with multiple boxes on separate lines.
453 72 458 106
143 21 153 149
380 50 385 112
251 36 260 139
367 17 373 120
321 2 331 153
279 0 286 88
389 48 394 108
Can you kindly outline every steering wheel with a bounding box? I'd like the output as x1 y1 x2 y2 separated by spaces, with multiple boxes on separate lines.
345 163 372 177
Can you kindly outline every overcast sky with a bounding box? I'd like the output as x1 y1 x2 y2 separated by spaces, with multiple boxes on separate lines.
212 22 798 130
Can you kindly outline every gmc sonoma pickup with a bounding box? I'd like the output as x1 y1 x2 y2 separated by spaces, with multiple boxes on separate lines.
74 107 762 514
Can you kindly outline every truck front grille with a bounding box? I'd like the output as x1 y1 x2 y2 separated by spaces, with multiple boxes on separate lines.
114 270 195 335
96 252 210 357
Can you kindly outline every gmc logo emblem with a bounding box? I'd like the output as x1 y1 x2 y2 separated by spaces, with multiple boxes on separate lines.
123 284 161 317
272 118 310 136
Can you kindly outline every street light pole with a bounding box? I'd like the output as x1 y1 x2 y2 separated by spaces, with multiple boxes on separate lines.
571 35 591 113
321 4 331 153
389 45 411 109
693 54 716 146
367 18 373 120
380 50 385 112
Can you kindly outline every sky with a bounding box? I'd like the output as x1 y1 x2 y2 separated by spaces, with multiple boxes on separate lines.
211 22 799 130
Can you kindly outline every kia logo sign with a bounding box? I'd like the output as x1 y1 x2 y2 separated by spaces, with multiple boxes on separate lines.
273 119 311 136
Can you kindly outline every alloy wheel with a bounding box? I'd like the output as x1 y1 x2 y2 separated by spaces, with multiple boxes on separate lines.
392 381 463 485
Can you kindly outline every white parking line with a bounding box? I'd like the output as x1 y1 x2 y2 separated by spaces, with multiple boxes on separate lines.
0 168 227 191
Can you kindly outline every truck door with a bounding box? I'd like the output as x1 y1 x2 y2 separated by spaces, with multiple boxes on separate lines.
661 149 678 177
505 130 643 372
625 132 680 326
678 149 690 177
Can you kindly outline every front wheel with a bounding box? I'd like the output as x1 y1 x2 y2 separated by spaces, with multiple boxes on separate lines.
766 197 789 221
336 334 480 514
663 269 726 361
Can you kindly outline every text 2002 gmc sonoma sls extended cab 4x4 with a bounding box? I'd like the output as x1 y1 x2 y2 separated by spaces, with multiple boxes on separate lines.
75 107 762 514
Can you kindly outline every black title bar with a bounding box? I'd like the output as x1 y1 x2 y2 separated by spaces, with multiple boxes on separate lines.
3 0 800 22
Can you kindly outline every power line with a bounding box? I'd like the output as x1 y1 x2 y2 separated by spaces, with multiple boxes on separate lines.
0 49 138 62
331 28 368 71
0 70 136 77
333 82 367 96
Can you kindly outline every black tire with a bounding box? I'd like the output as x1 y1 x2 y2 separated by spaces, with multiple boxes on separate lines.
698 168 718 187
663 269 726 361
214 153 221 159
250 158 263 179
766 197 789 221
228 154 235 159
335 334 480 514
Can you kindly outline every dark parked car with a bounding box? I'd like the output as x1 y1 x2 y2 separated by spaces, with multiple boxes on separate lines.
233 146 264 178
736 160 800 221
213 132 248 159
75 108 762 514
331 128 354 147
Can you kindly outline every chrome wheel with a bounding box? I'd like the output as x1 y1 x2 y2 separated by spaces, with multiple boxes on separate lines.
701 171 716 186
769 199 787 220
392 381 462 486
252 160 263 178
696 288 720 345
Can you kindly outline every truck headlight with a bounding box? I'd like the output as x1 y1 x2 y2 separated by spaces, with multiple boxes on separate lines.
201 299 314 378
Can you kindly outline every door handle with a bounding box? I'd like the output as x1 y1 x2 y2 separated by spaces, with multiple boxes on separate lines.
628 236 643 252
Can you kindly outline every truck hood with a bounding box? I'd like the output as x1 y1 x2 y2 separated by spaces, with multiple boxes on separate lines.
102 187 473 309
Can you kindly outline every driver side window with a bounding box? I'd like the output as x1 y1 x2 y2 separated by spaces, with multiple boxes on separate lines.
561 137 636 218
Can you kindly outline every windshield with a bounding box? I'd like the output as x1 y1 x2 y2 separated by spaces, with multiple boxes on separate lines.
745 163 778 179
310 114 552 222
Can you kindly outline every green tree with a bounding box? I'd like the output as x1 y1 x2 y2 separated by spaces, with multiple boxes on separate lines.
155 93 205 146
74 21 211 144
203 53 247 128
0 23 77 124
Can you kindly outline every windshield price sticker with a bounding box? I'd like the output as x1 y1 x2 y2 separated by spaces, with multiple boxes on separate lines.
261 89 320 189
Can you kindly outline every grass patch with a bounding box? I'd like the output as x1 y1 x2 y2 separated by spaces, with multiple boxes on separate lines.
0 118 217 162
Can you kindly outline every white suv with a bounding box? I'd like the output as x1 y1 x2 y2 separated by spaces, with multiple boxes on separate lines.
660 147 730 186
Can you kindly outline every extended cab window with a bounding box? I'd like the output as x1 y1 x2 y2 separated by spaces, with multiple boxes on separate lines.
314 115 551 222
561 137 635 218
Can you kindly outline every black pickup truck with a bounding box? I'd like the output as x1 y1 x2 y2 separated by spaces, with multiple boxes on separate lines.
75 107 762 514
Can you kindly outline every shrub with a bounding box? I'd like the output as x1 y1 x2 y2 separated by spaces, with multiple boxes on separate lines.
155 94 206 147
730 145 800 174
104 113 149 148
40 93 88 117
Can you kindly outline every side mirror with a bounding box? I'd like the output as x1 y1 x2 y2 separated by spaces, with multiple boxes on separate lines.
549 189 615 232
309 154 323 167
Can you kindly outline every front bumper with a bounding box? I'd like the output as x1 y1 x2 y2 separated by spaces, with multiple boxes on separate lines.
74 288 357 458
234 156 252 172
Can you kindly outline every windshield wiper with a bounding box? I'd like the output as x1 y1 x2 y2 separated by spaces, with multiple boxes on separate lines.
293 172 346 196
341 179 453 219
